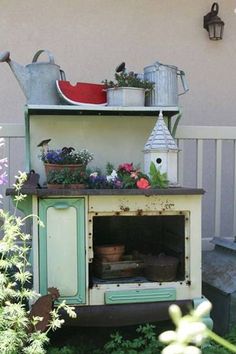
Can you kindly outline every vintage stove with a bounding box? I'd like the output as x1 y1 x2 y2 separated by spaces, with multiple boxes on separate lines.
8 105 210 326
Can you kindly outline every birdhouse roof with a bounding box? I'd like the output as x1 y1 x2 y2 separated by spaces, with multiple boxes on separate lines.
144 112 178 151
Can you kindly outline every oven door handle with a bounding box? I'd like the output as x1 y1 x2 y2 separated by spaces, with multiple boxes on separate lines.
53 202 70 209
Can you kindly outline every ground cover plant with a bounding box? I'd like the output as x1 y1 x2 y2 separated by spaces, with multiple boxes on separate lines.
47 323 236 354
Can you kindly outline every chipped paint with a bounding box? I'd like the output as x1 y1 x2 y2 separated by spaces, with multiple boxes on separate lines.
160 199 175 210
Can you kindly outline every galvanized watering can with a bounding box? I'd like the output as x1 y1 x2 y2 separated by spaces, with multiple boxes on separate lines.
0 49 65 104
143 61 189 107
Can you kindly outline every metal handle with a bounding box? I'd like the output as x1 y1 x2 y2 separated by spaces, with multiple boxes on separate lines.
211 2 219 15
60 69 66 80
177 70 189 96
32 49 55 64
53 202 70 209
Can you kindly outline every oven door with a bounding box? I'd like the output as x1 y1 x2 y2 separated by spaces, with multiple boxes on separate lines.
39 198 86 304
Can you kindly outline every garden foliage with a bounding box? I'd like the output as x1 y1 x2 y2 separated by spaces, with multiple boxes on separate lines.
0 168 76 353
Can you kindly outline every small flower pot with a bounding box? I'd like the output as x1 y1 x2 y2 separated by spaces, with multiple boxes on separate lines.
107 87 145 107
95 244 125 262
47 183 66 189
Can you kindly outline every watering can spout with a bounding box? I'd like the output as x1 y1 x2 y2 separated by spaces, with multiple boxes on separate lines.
0 49 64 104
0 50 30 100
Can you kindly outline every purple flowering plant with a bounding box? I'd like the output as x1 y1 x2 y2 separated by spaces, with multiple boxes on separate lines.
41 146 94 165
88 171 122 189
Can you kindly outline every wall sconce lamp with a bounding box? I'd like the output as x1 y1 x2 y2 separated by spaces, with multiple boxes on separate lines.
203 2 224 40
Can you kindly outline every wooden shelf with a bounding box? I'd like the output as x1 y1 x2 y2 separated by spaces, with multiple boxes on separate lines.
6 187 204 197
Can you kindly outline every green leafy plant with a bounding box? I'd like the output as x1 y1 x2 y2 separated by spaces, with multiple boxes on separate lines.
149 162 169 188
100 324 164 354
47 168 89 185
47 346 80 354
0 171 76 354
103 72 154 92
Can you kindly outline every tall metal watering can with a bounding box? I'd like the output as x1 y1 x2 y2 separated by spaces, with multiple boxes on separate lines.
143 61 189 107
0 49 65 105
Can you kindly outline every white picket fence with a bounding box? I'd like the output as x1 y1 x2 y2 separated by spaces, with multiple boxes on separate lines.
176 126 236 248
1 123 236 249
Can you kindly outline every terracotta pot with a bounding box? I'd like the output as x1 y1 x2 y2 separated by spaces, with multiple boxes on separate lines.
47 183 66 189
44 163 85 176
95 244 125 262
69 183 86 189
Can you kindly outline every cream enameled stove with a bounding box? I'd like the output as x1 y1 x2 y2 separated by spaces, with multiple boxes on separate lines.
7 105 210 326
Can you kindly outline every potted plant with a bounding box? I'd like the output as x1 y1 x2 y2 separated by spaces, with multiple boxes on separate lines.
88 162 169 189
47 168 89 189
103 64 154 107
40 146 94 177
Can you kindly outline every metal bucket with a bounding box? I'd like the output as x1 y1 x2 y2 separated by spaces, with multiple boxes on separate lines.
26 50 65 105
144 62 189 107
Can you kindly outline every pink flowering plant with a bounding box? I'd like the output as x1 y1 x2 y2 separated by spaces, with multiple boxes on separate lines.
116 162 150 189
88 162 168 190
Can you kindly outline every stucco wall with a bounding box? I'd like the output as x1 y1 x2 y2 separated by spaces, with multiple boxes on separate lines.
0 0 235 125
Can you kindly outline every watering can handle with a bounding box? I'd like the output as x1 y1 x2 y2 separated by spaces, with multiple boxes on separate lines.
177 70 189 95
60 69 66 80
32 49 55 64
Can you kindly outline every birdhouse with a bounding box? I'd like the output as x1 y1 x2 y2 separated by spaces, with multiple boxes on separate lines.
143 111 179 186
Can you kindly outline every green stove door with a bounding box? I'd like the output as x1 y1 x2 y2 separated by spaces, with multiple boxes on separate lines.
39 198 86 304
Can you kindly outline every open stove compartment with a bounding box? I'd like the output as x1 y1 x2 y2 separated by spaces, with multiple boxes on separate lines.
91 214 186 285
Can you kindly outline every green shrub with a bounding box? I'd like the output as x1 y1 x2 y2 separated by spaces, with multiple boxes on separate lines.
0 172 76 354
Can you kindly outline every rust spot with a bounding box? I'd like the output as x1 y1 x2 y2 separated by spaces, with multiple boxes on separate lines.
115 211 120 216
120 205 130 212
136 209 143 216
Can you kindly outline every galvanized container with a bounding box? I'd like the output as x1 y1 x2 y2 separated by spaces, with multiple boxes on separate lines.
0 49 65 105
107 87 145 107
144 62 189 107
26 50 65 104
